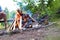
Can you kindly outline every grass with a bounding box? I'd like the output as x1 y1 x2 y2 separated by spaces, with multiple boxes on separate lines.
45 18 60 40
45 36 60 40
0 22 11 30
0 26 4 30
0 23 5 30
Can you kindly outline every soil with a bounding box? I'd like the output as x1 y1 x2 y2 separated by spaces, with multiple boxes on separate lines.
0 22 60 40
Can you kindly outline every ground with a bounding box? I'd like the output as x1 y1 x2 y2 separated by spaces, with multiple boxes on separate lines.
0 20 60 40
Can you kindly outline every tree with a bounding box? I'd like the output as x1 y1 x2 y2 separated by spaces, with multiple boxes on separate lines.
4 8 10 19
13 0 60 17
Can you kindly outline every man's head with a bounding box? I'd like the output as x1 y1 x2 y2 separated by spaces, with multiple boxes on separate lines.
17 9 22 14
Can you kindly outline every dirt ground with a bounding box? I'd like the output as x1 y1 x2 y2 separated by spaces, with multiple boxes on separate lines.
0 28 45 40
0 23 60 40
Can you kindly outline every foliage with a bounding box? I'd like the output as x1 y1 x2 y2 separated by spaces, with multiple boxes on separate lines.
10 11 16 18
4 8 10 19
12 0 60 19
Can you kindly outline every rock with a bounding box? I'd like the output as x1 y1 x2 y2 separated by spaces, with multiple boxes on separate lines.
30 38 35 40
32 22 39 28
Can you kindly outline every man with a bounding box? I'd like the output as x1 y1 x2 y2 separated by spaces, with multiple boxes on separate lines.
12 9 37 31
0 6 2 12
0 6 8 29
13 9 23 30
39 14 49 25
22 14 37 28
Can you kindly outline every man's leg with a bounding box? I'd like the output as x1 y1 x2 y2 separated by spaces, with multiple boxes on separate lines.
4 15 8 29
13 21 16 30
18 17 22 30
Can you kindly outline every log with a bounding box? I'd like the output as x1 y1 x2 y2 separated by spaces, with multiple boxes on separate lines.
0 19 14 22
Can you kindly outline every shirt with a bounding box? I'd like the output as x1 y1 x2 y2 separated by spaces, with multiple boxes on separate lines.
0 6 2 12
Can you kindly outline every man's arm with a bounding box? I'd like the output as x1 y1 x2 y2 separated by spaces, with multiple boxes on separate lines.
29 16 37 22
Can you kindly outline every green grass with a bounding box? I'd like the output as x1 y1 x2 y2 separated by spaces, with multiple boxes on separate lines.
45 18 60 40
0 23 5 30
45 36 60 40
0 26 4 29
0 22 10 30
